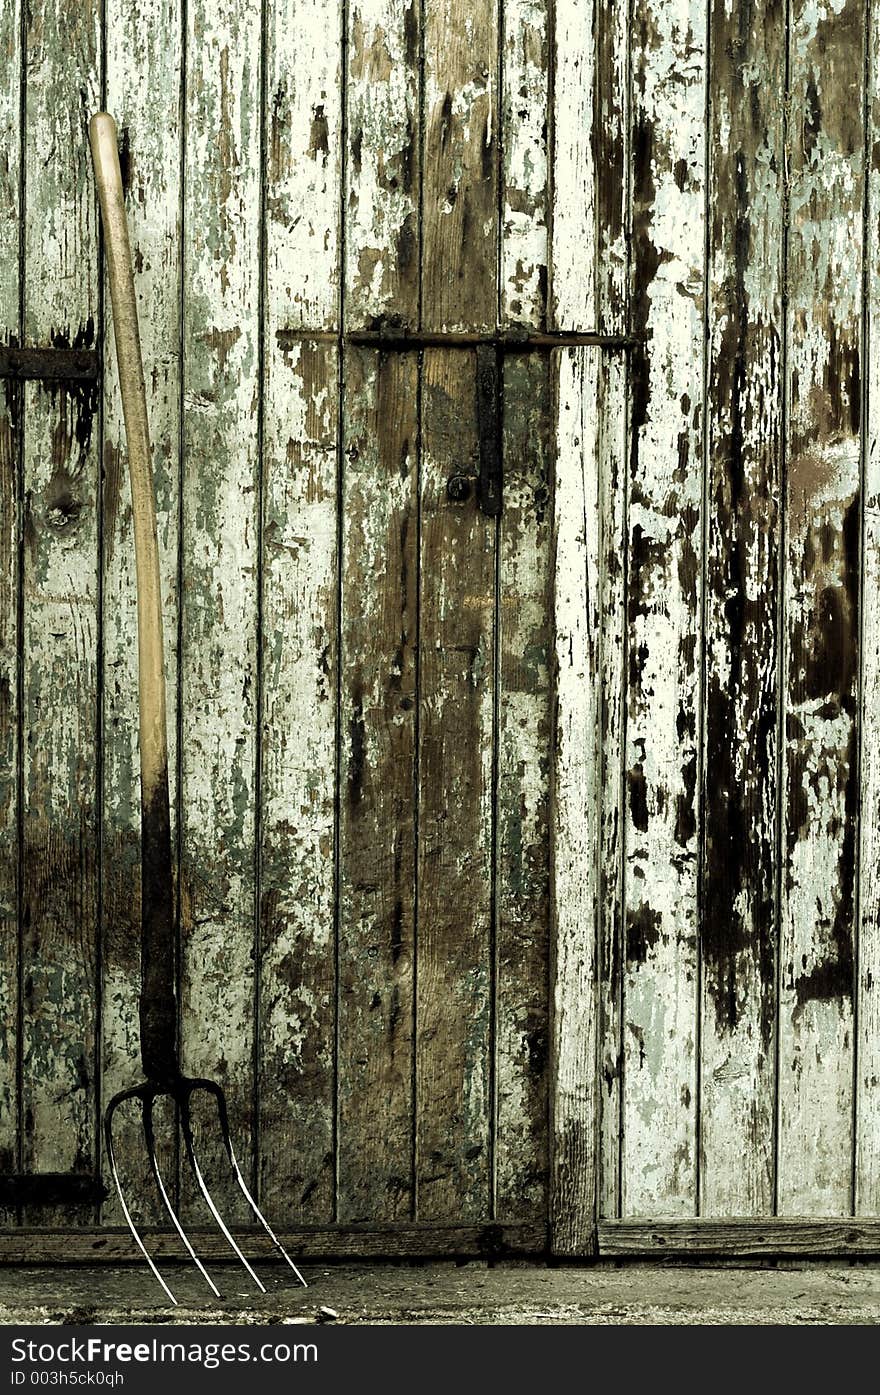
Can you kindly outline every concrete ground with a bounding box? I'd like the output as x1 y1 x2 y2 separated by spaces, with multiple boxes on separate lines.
0 1261 879 1324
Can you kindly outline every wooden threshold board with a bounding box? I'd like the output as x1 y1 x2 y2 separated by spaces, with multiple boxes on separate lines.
599 1220 880 1257
0 1224 548 1264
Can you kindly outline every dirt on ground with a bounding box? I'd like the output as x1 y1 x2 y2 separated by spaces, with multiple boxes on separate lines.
0 1261 878 1324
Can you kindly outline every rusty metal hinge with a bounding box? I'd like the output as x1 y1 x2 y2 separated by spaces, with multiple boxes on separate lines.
0 1172 109 1206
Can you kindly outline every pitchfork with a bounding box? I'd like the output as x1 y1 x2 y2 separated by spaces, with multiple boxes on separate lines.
89 113 307 1304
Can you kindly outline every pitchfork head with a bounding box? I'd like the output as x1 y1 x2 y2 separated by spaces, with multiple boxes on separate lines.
104 1076 307 1305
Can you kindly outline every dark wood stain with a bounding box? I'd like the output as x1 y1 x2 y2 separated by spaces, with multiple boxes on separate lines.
701 0 782 1092
422 0 497 331
496 353 552 1222
627 903 662 967
337 349 417 1223
416 349 493 1220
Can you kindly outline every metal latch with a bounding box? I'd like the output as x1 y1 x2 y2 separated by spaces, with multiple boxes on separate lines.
276 325 642 520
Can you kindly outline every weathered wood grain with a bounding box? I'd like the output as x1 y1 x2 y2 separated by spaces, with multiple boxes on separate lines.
621 0 705 1217
857 0 880 1213
500 0 548 328
178 0 261 1220
550 0 596 331
597 355 627 1224
595 0 629 1221
550 345 600 1254
258 0 342 1225
0 1221 546 1262
545 0 603 1250
494 0 557 1225
19 0 101 1225
337 349 417 1222
777 0 863 1216
258 338 338 1223
0 0 21 1219
335 0 420 1224
416 349 495 1220
345 0 419 328
699 0 784 1216
599 1219 880 1256
12 0 879 1247
265 0 342 331
495 353 552 1222
421 0 497 332
99 0 182 1227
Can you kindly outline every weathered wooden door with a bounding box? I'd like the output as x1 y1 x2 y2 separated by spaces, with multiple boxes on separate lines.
6 0 880 1266
552 0 880 1259
0 0 605 1255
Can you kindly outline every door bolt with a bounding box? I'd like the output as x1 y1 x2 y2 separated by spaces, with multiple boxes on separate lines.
447 473 474 503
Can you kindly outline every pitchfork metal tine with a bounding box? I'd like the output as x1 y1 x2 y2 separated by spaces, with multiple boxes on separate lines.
179 1090 267 1293
105 1089 178 1307
143 1094 221 1299
196 1079 307 1288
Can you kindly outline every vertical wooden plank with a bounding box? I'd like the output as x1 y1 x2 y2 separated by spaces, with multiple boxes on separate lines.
778 0 863 1216
699 0 784 1217
416 349 495 1220
20 0 101 1220
495 352 552 1222
621 0 705 1216
259 339 338 1221
345 0 420 329
416 0 498 1222
0 0 21 1203
547 0 601 1250
100 0 182 1226
857 0 880 1213
550 0 596 331
421 0 498 332
495 0 552 1225
500 0 549 329
595 0 629 1220
336 0 420 1223
264 0 341 335
258 0 341 1219
337 349 417 1221
179 0 261 1218
550 345 600 1253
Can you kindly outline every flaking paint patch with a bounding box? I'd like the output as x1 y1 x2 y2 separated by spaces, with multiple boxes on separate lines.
621 0 705 1219
346 0 419 326
777 0 863 1216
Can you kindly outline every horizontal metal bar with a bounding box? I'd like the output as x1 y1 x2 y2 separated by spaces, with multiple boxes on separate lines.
0 347 101 382
0 1173 109 1206
276 328 641 353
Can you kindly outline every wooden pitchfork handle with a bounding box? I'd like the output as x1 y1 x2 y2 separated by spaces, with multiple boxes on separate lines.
90 113 177 1081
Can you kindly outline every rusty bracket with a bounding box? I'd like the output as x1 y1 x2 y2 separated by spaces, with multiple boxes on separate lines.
0 346 100 382
276 327 642 353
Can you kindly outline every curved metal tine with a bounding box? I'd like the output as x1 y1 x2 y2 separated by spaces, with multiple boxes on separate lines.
143 1093 221 1299
105 1088 178 1307
196 1079 307 1288
179 1087 266 1294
